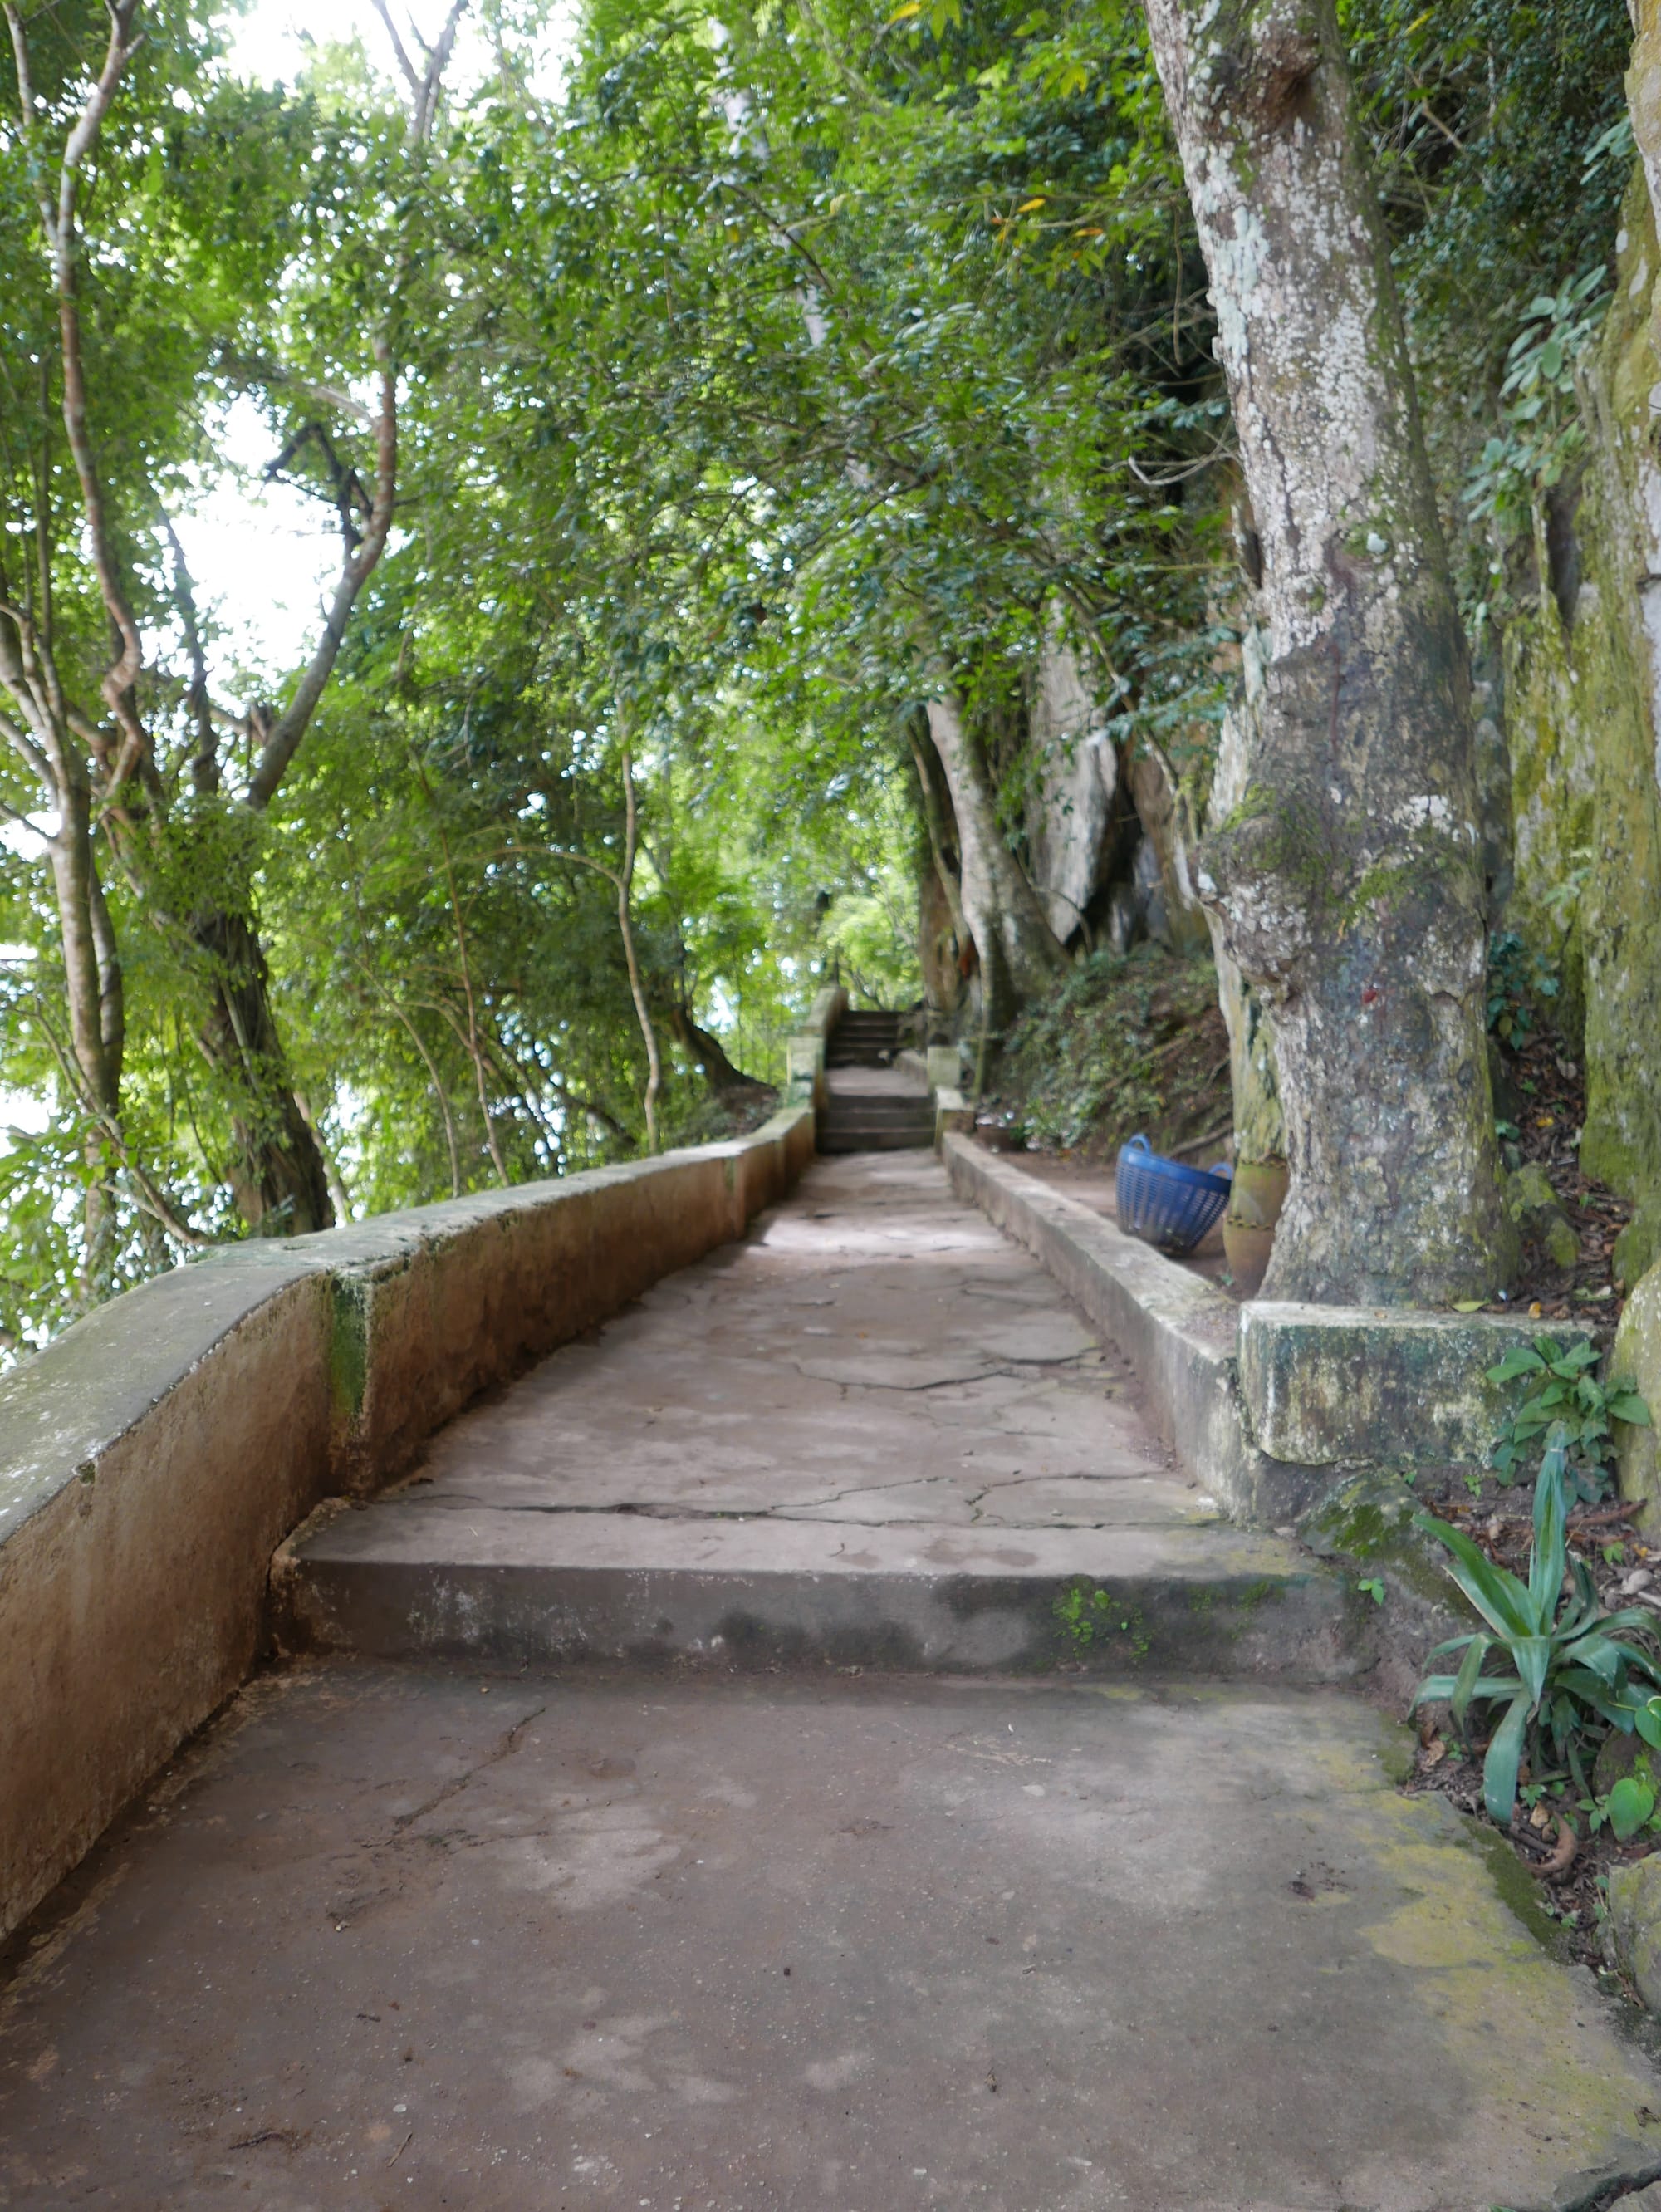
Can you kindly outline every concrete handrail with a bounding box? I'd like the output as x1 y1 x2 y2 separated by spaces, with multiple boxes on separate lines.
899 1043 973 1149
783 983 849 1106
0 1104 814 1941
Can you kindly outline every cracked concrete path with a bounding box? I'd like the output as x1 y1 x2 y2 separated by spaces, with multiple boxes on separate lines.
402 1150 1185 1530
3 1663 1659 2212
393 1152 1185 1534
278 1156 1350 1674
9 1155 1661 2208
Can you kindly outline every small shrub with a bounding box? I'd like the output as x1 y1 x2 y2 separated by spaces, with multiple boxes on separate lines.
997 943 1223 1155
1412 1460 1661 1825
1485 929 1560 1047
1487 1335 1652 1507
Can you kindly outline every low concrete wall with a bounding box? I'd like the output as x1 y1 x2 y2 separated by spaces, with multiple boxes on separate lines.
947 1138 1598 1524
0 1106 813 1941
943 1135 1319 1526
783 985 847 1110
1238 1302 1590 1470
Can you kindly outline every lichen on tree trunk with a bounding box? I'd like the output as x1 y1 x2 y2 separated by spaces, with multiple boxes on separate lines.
1143 0 1514 1303
1205 628 1284 1165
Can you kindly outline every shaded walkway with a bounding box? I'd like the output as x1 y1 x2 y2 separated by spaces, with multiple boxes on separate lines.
278 1155 1335 1674
364 1151 1191 1529
4 1666 1657 2211
2 1155 1659 2210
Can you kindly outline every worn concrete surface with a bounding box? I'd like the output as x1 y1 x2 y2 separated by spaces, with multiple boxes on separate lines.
336 1153 1176 1531
280 1158 1348 1675
3 1662 1659 2212
941 1138 1311 1528
822 1066 928 1098
0 1106 812 1948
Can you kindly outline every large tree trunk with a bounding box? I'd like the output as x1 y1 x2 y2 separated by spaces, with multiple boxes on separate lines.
1143 0 1514 1303
1204 628 1285 1164
667 1003 769 1097
906 710 968 1032
1024 623 1118 944
194 905 334 1235
925 695 1068 1030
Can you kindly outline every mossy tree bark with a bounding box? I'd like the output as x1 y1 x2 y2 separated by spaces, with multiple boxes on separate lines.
194 906 336 1234
1143 0 1515 1302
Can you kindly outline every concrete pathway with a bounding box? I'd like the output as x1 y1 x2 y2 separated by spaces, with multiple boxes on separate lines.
3 1664 1659 2211
277 1156 1343 1675
5 1154 1661 2209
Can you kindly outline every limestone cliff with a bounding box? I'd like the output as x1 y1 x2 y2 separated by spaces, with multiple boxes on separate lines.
1500 155 1661 1276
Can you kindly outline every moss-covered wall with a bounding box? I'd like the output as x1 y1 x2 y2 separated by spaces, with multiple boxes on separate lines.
1499 163 1661 1272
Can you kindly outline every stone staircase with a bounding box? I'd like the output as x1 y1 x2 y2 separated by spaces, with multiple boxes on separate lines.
824 1008 902 1067
817 1006 934 1152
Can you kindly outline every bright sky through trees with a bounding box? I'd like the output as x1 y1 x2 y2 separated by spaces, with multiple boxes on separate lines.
173 2 577 685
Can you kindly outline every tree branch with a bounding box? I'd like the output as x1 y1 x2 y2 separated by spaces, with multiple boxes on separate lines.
247 348 398 809
7 0 154 793
162 517 220 795
370 0 467 142
618 745 663 1154
30 988 209 1247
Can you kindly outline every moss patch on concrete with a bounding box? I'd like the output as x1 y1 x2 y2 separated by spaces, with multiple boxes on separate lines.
327 1274 370 1427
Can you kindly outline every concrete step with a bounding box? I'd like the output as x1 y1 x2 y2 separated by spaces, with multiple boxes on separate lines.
273 1506 1354 1680
817 1127 934 1152
817 1095 934 1151
826 1014 903 1067
820 1098 933 1121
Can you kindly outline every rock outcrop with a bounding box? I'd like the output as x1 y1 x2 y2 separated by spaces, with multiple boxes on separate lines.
1499 154 1661 1233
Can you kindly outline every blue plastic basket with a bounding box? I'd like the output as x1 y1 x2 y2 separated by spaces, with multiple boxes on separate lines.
1115 1134 1232 1255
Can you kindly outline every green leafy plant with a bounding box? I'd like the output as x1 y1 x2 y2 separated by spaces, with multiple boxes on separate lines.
1487 1336 1653 1506
1608 1768 1661 1842
1055 1582 1149 1658
1485 929 1560 1047
1464 269 1610 537
1412 1459 1661 1825
1576 1762 1661 1842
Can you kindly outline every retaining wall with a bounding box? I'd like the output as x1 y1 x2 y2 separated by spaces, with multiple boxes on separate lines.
0 1106 813 1940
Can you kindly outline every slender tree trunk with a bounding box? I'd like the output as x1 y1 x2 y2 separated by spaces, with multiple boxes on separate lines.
1143 0 1514 1302
924 694 1068 1029
47 777 124 1290
619 748 663 1153
379 989 462 1195
295 1091 352 1220
194 906 334 1234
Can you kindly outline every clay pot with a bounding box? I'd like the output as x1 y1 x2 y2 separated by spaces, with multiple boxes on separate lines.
1227 1156 1289 1229
1222 1216 1276 1298
1222 1157 1289 1298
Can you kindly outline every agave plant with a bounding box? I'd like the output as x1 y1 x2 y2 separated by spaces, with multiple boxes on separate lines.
1412 1460 1661 1825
